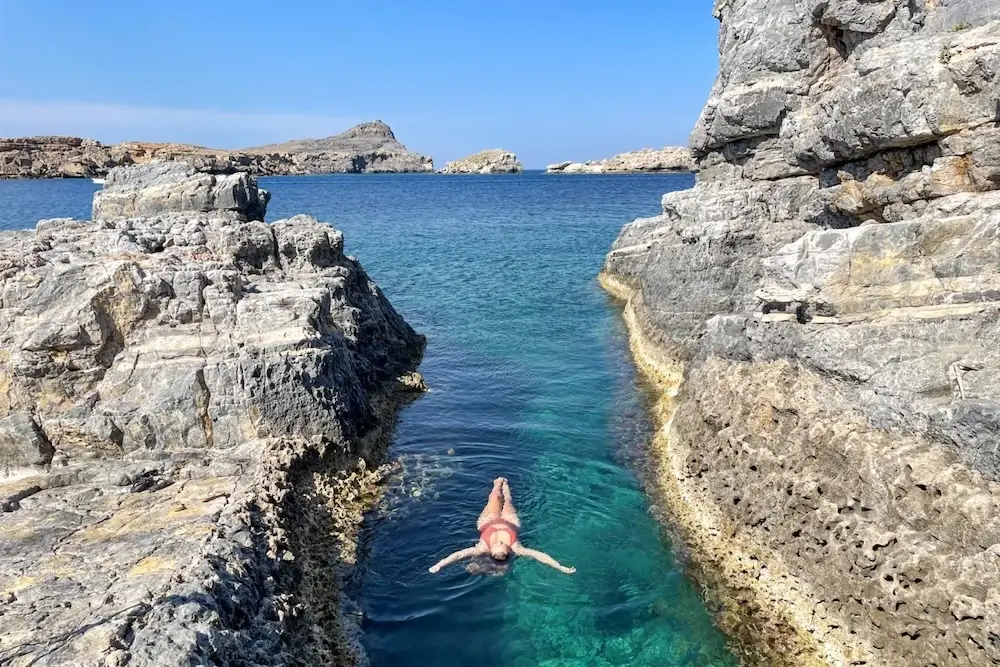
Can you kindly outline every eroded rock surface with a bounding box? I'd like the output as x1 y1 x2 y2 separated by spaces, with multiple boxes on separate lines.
440 149 523 174
546 147 694 173
0 121 433 179
603 2 1000 666
0 163 425 666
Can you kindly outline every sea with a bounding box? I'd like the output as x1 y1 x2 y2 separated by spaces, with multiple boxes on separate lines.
0 172 737 667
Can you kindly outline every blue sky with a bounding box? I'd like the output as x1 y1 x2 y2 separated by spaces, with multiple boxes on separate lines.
0 1 720 168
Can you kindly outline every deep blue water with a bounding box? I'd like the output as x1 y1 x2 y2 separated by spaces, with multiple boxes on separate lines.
0 173 737 667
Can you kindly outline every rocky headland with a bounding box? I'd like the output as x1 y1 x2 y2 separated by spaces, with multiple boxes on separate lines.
602 2 1000 666
546 146 694 173
440 149 523 174
0 121 433 179
0 162 425 666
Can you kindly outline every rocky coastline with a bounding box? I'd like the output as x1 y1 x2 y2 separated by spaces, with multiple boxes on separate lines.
0 121 433 179
0 162 425 666
602 2 1000 667
440 149 523 174
546 146 693 173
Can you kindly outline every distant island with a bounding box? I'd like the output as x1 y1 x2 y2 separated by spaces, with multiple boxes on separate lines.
546 146 693 173
0 120 433 178
440 149 523 174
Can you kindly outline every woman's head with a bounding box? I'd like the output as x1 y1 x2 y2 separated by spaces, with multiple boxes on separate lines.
466 556 510 577
490 542 511 561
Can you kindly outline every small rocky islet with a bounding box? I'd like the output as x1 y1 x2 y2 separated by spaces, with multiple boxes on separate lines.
439 149 524 174
546 146 694 173
0 161 425 666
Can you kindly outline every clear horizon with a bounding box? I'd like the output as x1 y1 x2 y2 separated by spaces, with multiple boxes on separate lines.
0 1 720 169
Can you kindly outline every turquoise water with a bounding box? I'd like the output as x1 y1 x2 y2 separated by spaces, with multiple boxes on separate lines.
0 173 738 667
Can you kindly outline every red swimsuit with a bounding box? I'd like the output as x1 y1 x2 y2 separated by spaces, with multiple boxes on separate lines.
480 519 518 545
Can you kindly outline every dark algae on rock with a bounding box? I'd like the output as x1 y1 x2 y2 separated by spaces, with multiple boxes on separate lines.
602 1 1000 666
0 162 425 665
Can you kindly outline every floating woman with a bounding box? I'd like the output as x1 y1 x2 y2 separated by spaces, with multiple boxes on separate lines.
428 477 576 574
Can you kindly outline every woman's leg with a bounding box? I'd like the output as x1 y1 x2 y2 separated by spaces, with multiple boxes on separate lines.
499 478 521 528
476 478 505 530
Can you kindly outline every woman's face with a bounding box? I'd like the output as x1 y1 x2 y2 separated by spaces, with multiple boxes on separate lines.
490 543 510 561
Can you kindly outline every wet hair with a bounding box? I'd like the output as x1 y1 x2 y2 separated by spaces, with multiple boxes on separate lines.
466 557 511 577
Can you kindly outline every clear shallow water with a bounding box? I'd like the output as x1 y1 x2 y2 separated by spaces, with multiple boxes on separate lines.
0 173 738 667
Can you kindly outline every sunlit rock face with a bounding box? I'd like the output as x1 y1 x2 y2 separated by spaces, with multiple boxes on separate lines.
546 147 694 173
0 120 434 179
441 149 523 174
603 2 1000 665
0 162 424 666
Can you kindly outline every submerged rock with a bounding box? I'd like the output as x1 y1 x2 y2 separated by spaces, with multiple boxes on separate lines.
546 147 693 173
0 121 434 179
441 149 523 174
603 3 1000 667
0 162 424 665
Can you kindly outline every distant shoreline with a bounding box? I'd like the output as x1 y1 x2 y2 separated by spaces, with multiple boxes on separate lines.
1 168 697 182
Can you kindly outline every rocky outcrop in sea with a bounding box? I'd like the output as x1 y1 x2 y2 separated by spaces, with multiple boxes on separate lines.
0 162 425 666
546 147 693 173
440 149 523 174
0 121 433 179
602 2 1000 666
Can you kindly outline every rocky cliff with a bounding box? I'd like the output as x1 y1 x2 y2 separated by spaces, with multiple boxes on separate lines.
602 2 1000 666
440 149 523 174
244 121 434 173
0 162 425 666
546 146 694 173
0 121 433 179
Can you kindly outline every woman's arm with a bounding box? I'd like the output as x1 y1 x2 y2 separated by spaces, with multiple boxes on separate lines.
429 544 487 573
512 544 575 574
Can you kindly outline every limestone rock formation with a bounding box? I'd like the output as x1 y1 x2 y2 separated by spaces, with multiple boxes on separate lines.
546 147 694 173
92 161 271 221
441 149 523 174
0 162 424 666
244 120 434 173
0 137 119 178
602 3 1000 667
0 121 433 179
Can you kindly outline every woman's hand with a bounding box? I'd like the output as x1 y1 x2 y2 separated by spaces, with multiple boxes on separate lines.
429 564 441 573
560 565 576 574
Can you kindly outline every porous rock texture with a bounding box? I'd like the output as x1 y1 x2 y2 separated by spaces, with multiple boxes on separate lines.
0 162 425 666
440 149 523 174
0 121 433 179
545 147 694 173
602 2 1000 666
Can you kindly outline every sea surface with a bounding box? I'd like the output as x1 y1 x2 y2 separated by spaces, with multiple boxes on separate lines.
0 172 737 667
